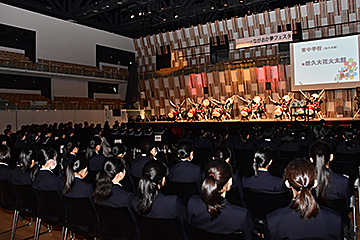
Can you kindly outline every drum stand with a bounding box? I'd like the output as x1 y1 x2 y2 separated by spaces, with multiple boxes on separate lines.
353 108 360 119
353 97 360 119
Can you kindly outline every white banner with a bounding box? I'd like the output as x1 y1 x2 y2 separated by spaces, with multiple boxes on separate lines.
236 31 293 49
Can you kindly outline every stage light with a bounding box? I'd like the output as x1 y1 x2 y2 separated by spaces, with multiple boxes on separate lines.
131 14 135 18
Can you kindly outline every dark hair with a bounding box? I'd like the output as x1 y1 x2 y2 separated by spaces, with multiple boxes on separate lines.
62 154 89 194
342 127 355 150
137 160 168 214
284 158 318 220
111 143 127 157
30 148 58 183
86 136 102 159
18 149 37 173
0 145 11 164
310 141 331 204
63 139 80 162
253 147 272 177
281 129 295 143
212 146 231 161
201 160 232 220
177 141 193 159
93 157 126 202
139 139 155 154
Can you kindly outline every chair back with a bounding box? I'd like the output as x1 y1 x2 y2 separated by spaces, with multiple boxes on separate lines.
184 220 245 240
13 184 40 218
279 150 303 159
166 181 199 205
331 153 359 177
134 211 184 240
35 190 67 227
243 188 291 221
193 147 211 169
0 180 17 210
63 196 99 239
95 204 137 240
326 197 348 224
268 157 292 178
226 186 242 207
234 149 254 178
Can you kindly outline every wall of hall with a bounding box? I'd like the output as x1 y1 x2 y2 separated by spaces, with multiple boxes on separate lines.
0 3 135 66
135 0 360 118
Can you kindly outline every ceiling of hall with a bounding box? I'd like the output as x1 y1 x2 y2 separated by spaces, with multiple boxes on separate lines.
0 0 315 38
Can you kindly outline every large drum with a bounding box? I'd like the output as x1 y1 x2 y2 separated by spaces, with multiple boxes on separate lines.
282 95 291 104
168 110 176 119
187 109 196 118
212 108 222 118
307 105 315 115
241 107 250 117
274 106 283 117
253 96 262 104
297 107 304 115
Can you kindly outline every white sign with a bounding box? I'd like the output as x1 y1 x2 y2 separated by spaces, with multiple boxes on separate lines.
236 31 293 49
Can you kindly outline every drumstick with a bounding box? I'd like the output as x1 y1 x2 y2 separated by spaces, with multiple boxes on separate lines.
299 90 308 99
169 100 176 108
180 99 185 107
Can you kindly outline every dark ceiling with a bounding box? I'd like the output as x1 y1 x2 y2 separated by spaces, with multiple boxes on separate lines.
0 0 315 39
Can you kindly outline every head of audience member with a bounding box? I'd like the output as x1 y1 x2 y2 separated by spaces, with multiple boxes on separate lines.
93 157 127 202
0 145 11 165
63 139 80 160
111 143 127 158
18 148 36 172
139 139 157 159
284 158 318 220
137 160 168 214
309 141 332 203
177 141 194 162
201 160 232 220
252 147 273 177
212 146 231 163
342 127 356 150
30 147 58 183
62 154 88 194
86 136 102 159
281 129 295 143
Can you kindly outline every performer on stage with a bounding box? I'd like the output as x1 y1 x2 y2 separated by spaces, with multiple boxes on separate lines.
300 89 325 120
168 100 185 121
269 93 293 120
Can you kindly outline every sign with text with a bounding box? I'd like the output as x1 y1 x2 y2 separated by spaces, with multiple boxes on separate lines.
235 31 293 49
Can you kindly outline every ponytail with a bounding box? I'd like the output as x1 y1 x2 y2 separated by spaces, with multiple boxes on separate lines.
30 147 57 183
62 164 75 194
201 160 232 220
93 157 127 202
137 160 168 215
284 159 319 220
30 163 40 184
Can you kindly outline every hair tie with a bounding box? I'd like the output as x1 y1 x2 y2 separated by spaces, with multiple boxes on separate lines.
209 173 216 179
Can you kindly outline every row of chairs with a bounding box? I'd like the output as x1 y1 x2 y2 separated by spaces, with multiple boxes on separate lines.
0 180 249 240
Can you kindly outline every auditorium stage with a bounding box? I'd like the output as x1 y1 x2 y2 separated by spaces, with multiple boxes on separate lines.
142 117 360 132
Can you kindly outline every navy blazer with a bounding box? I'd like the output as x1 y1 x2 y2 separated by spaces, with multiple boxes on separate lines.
169 160 203 186
326 169 350 204
242 170 285 192
265 204 343 240
32 169 64 191
63 177 94 198
0 163 13 181
130 155 151 179
187 195 254 240
132 193 186 220
89 153 106 171
9 166 31 185
230 173 246 207
96 183 134 208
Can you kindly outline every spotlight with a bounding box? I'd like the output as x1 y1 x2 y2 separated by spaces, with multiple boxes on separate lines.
131 14 134 18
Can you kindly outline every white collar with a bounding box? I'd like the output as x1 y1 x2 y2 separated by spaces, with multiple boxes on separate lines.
0 162 9 166
40 168 53 173
114 182 122 187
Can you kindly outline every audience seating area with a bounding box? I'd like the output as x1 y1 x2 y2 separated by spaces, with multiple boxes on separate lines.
0 50 129 80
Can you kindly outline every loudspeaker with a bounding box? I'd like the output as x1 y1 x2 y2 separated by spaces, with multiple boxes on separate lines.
279 43 290 53
277 25 282 33
293 22 302 42
356 87 360 97
143 100 148 107
113 109 121 116
265 82 271 90
203 87 208 94
286 23 292 31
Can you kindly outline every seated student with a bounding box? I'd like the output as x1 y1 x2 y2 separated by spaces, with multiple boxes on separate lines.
132 160 186 220
187 160 254 240
212 146 246 207
61 139 80 170
0 145 13 181
93 157 134 207
168 141 203 187
87 136 106 171
62 154 93 198
130 139 157 179
9 149 36 185
30 148 64 191
242 147 284 192
265 159 343 240
310 141 350 205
